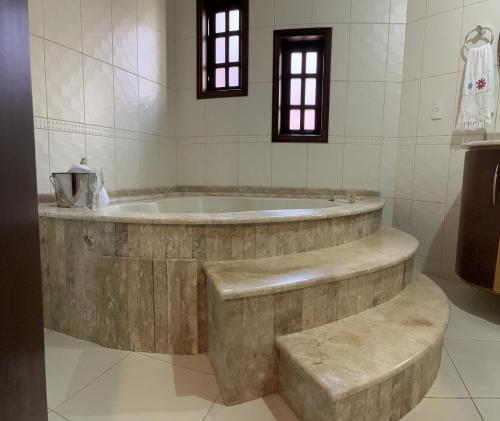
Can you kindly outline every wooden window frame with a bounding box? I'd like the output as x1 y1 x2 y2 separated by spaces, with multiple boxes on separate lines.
272 28 332 143
197 0 248 99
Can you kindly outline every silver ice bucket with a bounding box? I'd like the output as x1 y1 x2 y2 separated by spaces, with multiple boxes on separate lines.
50 172 98 209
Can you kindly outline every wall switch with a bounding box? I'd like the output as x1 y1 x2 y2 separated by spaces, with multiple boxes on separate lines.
431 99 444 120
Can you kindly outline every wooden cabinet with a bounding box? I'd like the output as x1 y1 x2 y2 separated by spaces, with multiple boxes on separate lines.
456 146 500 293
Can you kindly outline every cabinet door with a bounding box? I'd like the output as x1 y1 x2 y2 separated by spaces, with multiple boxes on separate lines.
457 148 500 290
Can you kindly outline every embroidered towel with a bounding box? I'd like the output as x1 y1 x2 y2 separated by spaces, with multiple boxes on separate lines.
457 43 495 130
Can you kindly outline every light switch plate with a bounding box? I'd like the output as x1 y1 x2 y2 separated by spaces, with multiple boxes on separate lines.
432 99 444 120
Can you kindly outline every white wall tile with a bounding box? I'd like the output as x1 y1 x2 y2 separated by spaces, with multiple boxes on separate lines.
272 144 308 188
44 0 82 51
307 144 343 189
274 0 313 26
140 141 162 188
393 198 411 231
442 204 460 264
343 144 381 190
406 0 426 22
238 83 272 136
417 73 458 136
351 0 391 23
427 0 463 17
379 144 398 197
390 0 408 24
28 0 44 37
139 77 165 135
176 88 206 137
250 0 275 28
387 24 406 82
175 37 196 89
330 25 350 81
206 98 238 136
138 21 167 84
86 135 117 191
249 28 273 83
330 81 347 136
412 144 451 202
345 82 385 136
447 146 465 206
383 83 402 137
421 9 463 78
83 57 114 128
45 42 85 122
49 131 86 173
112 0 138 73
34 129 50 194
395 144 415 199
410 200 446 260
116 139 140 189
114 68 139 131
402 19 425 81
312 0 351 24
399 80 420 137
207 143 238 186
348 24 389 81
382 197 395 226
29 35 47 118
82 0 113 63
160 143 177 186
177 143 206 185
238 143 272 187
138 0 165 31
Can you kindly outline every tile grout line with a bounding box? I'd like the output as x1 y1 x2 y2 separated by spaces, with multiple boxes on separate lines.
202 393 220 421
443 343 485 420
52 351 133 412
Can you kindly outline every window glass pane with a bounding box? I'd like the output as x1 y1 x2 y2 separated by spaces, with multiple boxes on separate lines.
304 110 315 130
290 79 302 105
290 110 301 130
229 66 239 87
229 10 240 31
291 52 302 74
305 78 316 105
215 68 226 88
215 37 226 64
306 52 318 74
229 35 239 62
215 12 226 33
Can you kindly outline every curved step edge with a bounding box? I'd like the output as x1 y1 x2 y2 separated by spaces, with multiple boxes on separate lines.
276 273 449 421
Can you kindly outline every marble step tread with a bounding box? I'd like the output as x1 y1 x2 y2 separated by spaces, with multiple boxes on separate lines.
204 227 418 301
276 273 449 405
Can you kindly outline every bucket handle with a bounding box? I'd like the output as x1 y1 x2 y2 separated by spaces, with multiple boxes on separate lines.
50 175 78 208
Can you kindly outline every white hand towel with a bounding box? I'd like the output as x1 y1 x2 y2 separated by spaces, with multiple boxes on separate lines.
457 43 495 131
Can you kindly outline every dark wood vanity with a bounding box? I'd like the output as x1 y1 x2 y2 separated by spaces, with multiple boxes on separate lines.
456 142 500 294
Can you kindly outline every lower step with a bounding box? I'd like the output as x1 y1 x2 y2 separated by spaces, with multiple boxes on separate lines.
276 273 449 421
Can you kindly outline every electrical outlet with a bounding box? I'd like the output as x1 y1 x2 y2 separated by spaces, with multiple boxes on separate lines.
432 99 444 120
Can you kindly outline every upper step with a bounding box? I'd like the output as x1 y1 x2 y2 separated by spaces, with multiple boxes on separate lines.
205 227 418 300
276 273 449 421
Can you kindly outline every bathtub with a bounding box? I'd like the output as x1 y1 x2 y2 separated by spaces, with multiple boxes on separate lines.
103 195 339 215
38 190 384 355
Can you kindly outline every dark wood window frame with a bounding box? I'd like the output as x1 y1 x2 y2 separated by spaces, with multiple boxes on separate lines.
272 28 332 143
197 0 248 99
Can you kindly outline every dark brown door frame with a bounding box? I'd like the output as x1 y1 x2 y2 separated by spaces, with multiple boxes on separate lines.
0 1 48 420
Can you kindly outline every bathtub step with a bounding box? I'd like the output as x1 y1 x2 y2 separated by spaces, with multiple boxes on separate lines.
205 227 418 301
276 273 449 421
205 227 418 405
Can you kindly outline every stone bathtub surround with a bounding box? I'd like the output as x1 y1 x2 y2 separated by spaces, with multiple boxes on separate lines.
277 274 449 421
39 190 383 354
205 228 417 405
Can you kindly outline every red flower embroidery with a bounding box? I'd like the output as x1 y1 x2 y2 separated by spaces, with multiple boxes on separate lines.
476 78 487 90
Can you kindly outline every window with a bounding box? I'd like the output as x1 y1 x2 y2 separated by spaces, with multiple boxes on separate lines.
197 0 248 99
272 28 332 142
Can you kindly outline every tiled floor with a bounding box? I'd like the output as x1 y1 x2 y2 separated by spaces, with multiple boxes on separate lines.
45 277 500 421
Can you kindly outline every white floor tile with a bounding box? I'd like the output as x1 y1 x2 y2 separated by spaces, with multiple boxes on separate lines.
426 350 469 398
445 302 500 341
445 339 500 398
474 398 500 421
140 352 213 374
57 353 219 421
401 398 482 421
45 331 130 409
204 394 299 421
